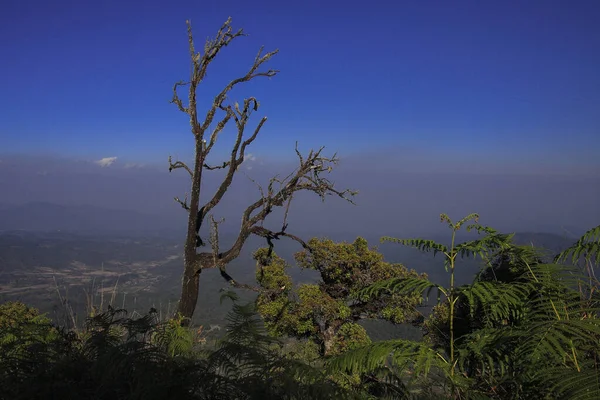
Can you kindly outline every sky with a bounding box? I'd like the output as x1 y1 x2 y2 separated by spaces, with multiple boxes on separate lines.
1 0 599 165
0 0 599 237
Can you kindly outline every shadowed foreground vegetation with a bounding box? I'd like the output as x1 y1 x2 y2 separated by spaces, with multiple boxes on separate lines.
1 215 599 399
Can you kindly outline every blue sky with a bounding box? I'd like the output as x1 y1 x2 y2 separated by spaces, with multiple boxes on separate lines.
1 0 599 170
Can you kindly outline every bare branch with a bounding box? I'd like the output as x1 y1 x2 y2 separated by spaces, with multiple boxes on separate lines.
203 161 231 170
216 224 311 293
199 17 245 73
251 225 311 254
200 110 268 219
171 18 254 138
241 171 269 225
199 49 279 138
174 195 190 211
239 114 266 159
219 269 261 292
205 109 233 153
294 141 304 165
208 214 224 266
240 146 357 229
191 145 357 278
168 156 193 177
282 195 293 228
170 81 190 113
177 18 278 141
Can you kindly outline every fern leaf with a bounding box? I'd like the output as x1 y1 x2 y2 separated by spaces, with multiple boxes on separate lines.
454 232 514 260
454 213 480 230
326 339 446 378
381 237 448 257
356 276 446 302
456 281 529 323
547 363 600 400
555 224 600 265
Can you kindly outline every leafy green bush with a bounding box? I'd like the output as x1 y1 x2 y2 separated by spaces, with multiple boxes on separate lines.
255 238 426 357
0 297 353 400
0 301 58 360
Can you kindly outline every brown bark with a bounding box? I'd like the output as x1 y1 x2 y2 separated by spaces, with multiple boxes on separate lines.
177 266 200 321
169 18 357 323
322 325 337 357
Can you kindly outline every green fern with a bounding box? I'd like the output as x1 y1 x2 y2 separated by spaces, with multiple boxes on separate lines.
330 215 600 399
357 276 446 302
381 238 448 257
152 314 196 357
555 224 600 265
203 294 357 399
547 361 600 400
454 231 514 261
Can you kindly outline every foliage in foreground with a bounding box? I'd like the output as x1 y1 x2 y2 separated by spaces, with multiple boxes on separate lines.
1 216 599 399
329 215 600 399
0 296 351 400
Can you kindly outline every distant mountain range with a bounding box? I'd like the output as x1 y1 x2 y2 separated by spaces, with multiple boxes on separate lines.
0 201 590 244
0 202 183 236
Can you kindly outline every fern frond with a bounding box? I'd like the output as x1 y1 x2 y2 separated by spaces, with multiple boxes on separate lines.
381 237 448 257
555 224 600 265
152 316 195 357
453 213 480 230
219 288 240 304
546 362 600 400
454 327 511 377
356 276 446 302
524 262 592 294
454 232 514 260
326 339 446 378
557 242 600 266
361 365 413 400
439 213 456 230
457 281 529 323
517 319 600 364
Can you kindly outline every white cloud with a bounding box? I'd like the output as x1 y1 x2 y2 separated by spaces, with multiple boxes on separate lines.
95 157 118 167
243 153 258 170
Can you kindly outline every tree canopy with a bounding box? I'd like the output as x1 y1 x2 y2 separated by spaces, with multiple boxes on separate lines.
254 237 427 356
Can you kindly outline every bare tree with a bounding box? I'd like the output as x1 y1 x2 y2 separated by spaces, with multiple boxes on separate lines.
168 18 356 321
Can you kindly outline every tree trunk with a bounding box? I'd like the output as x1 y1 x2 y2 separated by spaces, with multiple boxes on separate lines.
176 137 204 322
176 263 200 322
322 325 337 356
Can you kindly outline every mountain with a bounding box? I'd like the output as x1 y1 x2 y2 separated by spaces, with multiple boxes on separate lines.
0 202 183 236
512 231 578 255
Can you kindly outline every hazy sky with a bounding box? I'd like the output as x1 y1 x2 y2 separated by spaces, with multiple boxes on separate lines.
0 153 598 239
1 0 599 169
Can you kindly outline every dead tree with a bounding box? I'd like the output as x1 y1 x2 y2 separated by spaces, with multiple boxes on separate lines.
168 18 356 321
